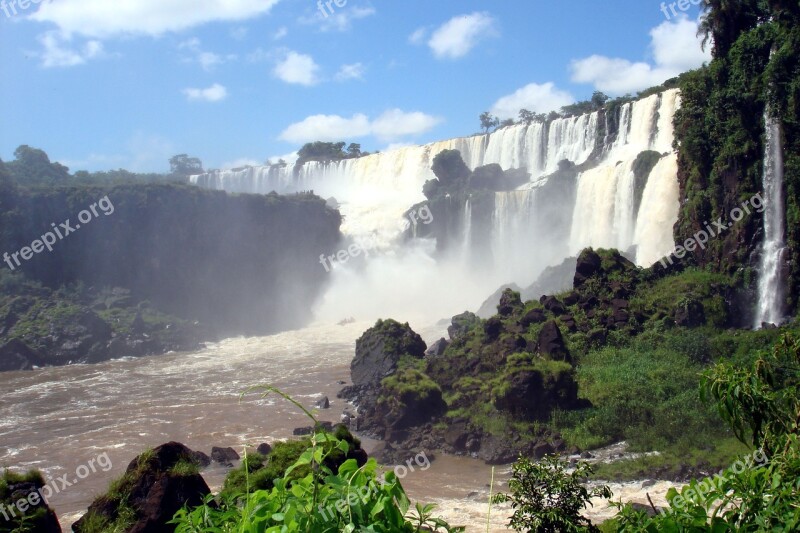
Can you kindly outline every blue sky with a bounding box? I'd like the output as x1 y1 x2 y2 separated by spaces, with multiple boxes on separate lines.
0 0 709 173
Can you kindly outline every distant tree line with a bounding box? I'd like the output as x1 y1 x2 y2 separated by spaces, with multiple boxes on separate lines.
477 77 683 133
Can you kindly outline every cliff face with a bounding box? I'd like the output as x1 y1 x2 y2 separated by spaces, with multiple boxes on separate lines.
673 10 800 317
0 184 342 366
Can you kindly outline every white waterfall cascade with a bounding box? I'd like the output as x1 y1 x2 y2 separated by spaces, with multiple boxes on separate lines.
462 197 472 259
191 89 682 321
754 108 788 327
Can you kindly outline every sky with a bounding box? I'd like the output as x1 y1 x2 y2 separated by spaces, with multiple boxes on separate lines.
0 0 710 173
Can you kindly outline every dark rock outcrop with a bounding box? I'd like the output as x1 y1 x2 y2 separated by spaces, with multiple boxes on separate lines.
349 319 426 389
537 321 571 363
425 338 449 357
211 447 240 465
447 311 481 340
73 442 211 533
0 477 61 532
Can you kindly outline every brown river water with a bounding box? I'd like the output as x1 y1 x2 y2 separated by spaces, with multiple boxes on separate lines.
0 321 677 531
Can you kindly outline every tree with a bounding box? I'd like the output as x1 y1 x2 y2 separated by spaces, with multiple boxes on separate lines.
169 154 204 176
698 0 766 57
493 455 611 532
7 145 71 185
591 91 609 110
479 112 500 133
519 109 536 125
346 143 362 158
499 118 516 128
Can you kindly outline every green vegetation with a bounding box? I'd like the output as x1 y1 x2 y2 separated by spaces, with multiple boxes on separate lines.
295 141 370 167
493 456 611 532
172 388 462 532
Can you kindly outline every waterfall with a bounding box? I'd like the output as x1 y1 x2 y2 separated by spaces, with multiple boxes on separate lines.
568 90 681 264
190 89 682 320
754 109 787 327
462 197 472 260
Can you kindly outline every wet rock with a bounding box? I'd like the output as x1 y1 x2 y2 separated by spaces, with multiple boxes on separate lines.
541 296 566 316
425 338 449 357
315 396 330 409
532 442 556 459
74 442 211 533
497 288 523 316
1 479 61 532
537 321 571 362
211 447 240 464
256 443 272 456
483 316 503 340
0 339 44 371
350 319 426 389
190 451 211 468
448 312 481 340
574 249 602 288
520 308 546 327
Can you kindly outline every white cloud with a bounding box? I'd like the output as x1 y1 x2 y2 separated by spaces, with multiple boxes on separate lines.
273 50 320 86
371 109 442 140
273 26 288 40
301 5 376 32
428 12 497 60
490 82 575 119
335 62 365 81
183 83 228 102
570 16 711 95
30 0 281 39
408 27 427 45
278 109 441 143
37 31 104 68
279 114 372 143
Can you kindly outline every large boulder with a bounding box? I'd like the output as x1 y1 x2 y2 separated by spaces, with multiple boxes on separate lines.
350 319 427 389
537 320 571 363
0 339 44 371
574 249 602 288
0 473 61 532
497 288 523 316
431 149 471 186
73 442 211 533
448 311 481 340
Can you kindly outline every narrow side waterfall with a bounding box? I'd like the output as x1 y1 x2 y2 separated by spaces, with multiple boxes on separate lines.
462 198 472 260
754 109 787 327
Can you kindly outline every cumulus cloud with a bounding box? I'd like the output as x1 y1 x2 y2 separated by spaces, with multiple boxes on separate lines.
428 12 497 59
37 31 104 68
490 82 575 120
279 109 441 143
335 62 365 81
30 0 281 39
371 109 442 140
273 50 320 86
279 114 372 143
183 83 228 102
300 5 376 32
570 16 710 95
